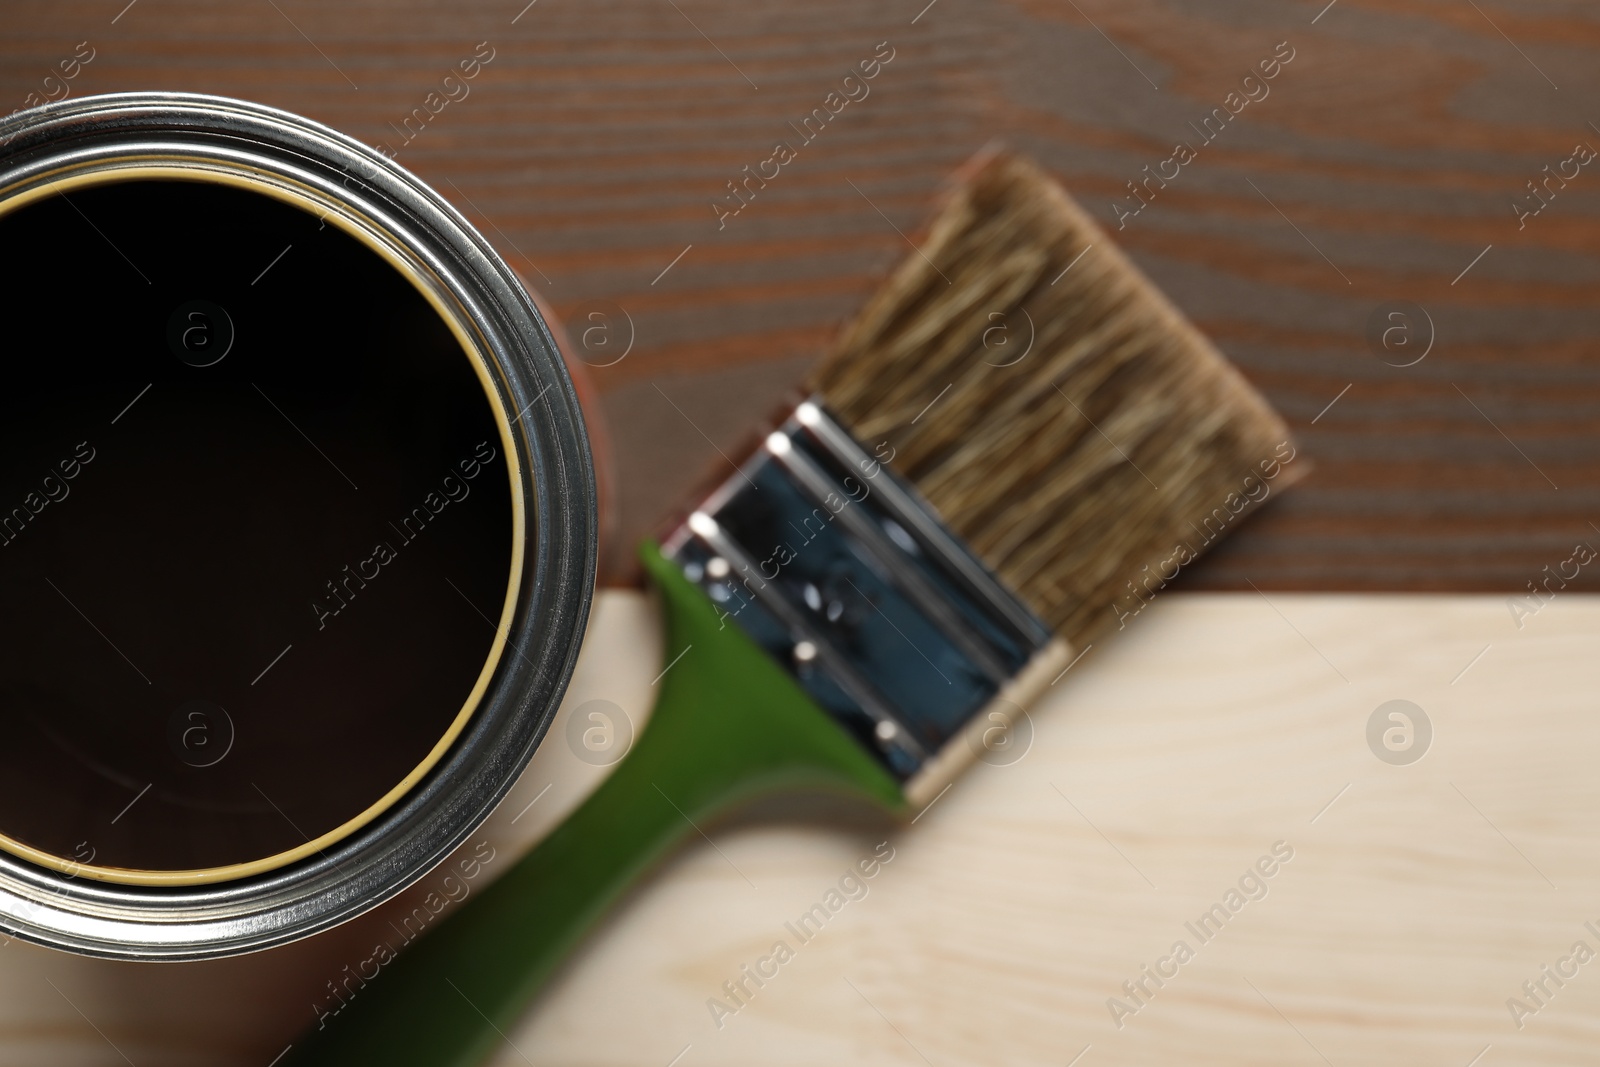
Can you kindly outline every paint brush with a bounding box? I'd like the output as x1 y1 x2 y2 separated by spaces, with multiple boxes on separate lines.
285 148 1302 1067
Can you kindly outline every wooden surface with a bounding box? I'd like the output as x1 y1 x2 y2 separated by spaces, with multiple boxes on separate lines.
7 0 1600 590
4 588 1598 1065
4 5 1600 1065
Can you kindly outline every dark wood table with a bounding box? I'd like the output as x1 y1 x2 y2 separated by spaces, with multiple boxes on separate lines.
8 0 1597 594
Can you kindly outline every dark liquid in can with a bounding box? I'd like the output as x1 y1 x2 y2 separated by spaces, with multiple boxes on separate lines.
0 177 514 877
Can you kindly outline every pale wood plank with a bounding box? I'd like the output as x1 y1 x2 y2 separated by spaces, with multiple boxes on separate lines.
3 590 1596 1065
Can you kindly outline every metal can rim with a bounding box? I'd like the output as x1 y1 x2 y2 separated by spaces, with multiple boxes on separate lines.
0 92 598 961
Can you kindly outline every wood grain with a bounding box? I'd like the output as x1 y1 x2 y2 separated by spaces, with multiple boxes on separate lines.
3 7 1599 1063
4 589 1598 1065
6 0 1597 590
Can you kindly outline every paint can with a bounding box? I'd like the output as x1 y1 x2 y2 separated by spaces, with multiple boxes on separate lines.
0 93 596 959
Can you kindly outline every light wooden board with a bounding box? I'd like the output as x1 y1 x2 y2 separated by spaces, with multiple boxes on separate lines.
2 588 1597 1066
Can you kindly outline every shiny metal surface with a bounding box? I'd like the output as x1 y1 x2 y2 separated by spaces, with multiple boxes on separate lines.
660 400 1050 781
0 93 597 960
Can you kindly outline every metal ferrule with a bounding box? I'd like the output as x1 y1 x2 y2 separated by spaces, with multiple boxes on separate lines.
661 399 1056 783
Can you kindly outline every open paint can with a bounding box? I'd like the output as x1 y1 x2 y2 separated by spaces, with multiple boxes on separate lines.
0 93 596 959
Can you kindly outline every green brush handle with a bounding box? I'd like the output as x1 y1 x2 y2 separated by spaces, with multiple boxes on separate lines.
284 541 906 1067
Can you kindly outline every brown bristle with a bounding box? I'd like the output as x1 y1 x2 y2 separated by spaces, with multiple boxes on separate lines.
809 151 1301 650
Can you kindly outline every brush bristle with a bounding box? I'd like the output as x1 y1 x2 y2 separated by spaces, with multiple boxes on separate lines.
809 151 1298 650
